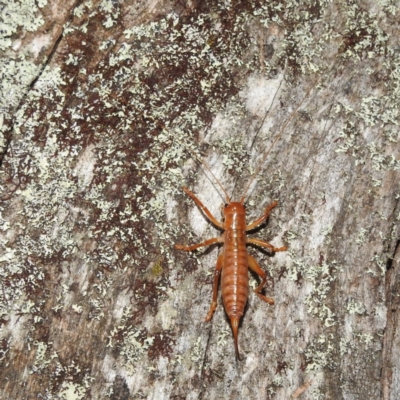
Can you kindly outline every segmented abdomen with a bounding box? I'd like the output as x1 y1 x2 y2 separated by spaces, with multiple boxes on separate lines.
221 228 248 318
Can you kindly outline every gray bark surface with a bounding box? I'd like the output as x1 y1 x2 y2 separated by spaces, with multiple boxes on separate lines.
0 1 399 399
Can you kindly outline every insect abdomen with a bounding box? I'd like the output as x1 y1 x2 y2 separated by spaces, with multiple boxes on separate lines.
221 202 248 316
221 203 248 359
221 231 248 317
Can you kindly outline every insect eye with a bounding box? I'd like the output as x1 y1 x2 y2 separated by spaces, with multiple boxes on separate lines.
224 204 228 208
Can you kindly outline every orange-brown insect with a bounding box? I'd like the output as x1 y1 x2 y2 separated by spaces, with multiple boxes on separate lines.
175 188 287 360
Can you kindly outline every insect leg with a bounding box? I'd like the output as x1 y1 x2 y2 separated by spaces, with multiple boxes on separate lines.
181 187 224 229
247 255 274 305
247 238 288 252
205 253 224 322
175 236 223 251
245 201 278 231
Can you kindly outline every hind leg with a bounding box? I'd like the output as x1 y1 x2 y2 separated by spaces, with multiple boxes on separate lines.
247 255 274 305
205 253 224 321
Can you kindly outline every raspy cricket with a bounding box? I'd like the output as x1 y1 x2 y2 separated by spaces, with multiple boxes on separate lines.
175 188 287 360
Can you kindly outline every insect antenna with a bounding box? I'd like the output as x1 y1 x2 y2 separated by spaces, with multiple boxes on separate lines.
137 109 231 203
240 74 322 204
230 73 285 201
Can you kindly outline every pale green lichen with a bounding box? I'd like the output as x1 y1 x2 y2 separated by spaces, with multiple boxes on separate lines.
107 306 155 373
99 0 120 28
0 0 49 151
311 387 325 400
304 333 336 373
370 253 388 276
216 327 230 347
271 374 283 388
190 336 203 364
0 0 46 49
59 382 87 400
355 227 369 245
303 261 341 327
346 298 366 315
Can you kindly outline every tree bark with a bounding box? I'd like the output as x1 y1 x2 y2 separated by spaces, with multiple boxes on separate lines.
1 1 399 399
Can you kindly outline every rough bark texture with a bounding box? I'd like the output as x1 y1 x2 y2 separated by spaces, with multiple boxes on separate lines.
0 1 399 399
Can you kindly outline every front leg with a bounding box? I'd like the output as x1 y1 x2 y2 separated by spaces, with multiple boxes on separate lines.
181 187 224 229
